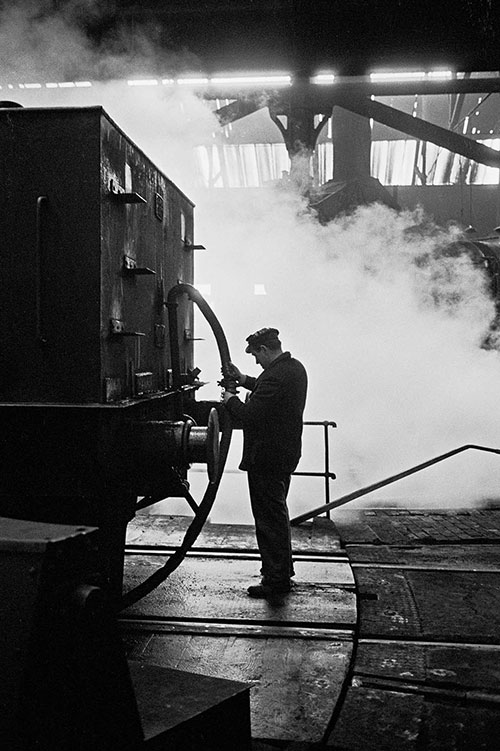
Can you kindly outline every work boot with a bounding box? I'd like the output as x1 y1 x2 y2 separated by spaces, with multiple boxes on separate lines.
247 582 291 605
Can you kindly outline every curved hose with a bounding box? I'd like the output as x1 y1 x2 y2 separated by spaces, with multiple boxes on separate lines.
119 283 232 610
167 282 231 393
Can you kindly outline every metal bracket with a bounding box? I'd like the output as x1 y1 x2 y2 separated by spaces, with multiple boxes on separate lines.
184 329 204 342
109 318 146 337
184 244 206 251
109 179 146 204
123 255 156 275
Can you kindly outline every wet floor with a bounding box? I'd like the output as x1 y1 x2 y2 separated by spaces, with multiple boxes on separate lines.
121 507 500 749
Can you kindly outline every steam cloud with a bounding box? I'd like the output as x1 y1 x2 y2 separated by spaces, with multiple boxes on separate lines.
194 192 500 515
3 0 500 520
0 0 199 80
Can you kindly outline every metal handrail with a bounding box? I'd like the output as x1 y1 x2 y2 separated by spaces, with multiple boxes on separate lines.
189 418 338 516
291 443 500 526
293 421 337 518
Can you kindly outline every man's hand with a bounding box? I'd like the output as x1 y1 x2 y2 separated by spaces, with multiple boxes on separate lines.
222 389 237 404
225 362 246 385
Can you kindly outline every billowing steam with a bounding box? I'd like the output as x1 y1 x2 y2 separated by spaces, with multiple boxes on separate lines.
3 0 500 521
0 0 199 80
193 191 500 516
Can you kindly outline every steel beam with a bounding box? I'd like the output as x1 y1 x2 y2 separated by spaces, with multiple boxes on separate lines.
339 96 500 169
207 77 500 107
215 98 263 126
213 79 500 169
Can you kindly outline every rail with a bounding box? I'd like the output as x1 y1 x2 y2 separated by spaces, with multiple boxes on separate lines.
293 421 337 518
291 443 500 526
192 419 338 513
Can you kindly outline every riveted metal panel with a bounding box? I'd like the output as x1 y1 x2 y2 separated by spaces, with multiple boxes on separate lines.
0 106 195 404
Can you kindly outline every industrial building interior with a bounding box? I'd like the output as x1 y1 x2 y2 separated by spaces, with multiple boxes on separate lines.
2 1 500 749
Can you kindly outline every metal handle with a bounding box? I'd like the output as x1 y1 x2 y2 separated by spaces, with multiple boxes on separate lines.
35 195 48 344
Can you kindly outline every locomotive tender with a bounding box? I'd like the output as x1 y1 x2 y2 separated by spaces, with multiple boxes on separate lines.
0 105 230 598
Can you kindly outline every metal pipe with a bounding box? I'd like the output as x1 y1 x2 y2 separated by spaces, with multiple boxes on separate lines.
324 422 331 517
291 444 500 526
35 196 48 344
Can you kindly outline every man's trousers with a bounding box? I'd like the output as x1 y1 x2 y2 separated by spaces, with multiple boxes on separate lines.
247 470 295 590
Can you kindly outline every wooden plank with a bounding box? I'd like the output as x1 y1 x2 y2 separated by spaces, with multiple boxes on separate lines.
123 556 356 627
125 633 352 743
126 513 342 554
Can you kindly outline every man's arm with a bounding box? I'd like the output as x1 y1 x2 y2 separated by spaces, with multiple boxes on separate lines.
224 374 280 424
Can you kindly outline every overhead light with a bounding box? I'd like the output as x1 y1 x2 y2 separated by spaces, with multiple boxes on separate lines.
45 82 77 88
254 284 267 295
427 70 453 79
127 79 159 86
10 80 92 88
370 69 453 82
311 73 336 85
177 77 210 86
370 71 426 82
210 75 291 86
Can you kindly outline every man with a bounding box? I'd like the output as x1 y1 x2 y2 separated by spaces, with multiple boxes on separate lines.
222 327 308 604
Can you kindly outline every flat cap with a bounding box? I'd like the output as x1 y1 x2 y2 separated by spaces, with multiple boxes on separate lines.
245 327 280 353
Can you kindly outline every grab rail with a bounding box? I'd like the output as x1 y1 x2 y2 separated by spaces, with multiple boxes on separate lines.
291 443 500 526
292 421 337 518
191 418 338 515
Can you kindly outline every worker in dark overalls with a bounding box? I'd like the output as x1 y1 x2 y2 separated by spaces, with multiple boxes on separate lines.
223 328 308 604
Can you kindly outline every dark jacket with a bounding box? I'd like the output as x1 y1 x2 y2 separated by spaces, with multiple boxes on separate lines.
226 352 308 474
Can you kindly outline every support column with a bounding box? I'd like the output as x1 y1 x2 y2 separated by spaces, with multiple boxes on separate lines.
269 83 329 193
331 106 372 181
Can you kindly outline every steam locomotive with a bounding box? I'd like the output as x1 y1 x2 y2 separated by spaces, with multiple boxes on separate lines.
0 105 231 599
452 232 500 300
432 231 500 346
